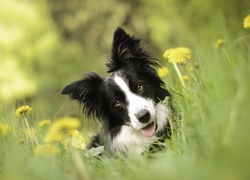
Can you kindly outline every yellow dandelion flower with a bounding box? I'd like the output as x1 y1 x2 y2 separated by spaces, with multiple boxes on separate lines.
44 117 81 143
243 14 250 29
163 47 191 89
69 129 80 138
163 48 174 59
157 67 169 78
164 47 191 64
44 131 63 143
66 134 89 150
0 124 10 137
15 105 32 116
214 38 226 48
182 75 190 81
38 119 51 127
34 144 61 157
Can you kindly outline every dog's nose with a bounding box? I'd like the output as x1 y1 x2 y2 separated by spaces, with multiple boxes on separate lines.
135 109 151 123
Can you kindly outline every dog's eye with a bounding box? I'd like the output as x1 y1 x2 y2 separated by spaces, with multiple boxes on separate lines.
114 100 121 107
137 84 143 91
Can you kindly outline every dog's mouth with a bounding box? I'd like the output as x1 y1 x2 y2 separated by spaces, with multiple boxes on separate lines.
141 121 157 138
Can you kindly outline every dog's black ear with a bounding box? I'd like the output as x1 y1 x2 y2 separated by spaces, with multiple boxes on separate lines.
61 72 104 118
106 27 154 73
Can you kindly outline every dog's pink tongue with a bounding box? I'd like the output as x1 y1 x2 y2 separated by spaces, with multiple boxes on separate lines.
141 122 156 138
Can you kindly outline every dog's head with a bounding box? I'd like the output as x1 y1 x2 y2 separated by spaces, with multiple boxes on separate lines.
61 28 170 144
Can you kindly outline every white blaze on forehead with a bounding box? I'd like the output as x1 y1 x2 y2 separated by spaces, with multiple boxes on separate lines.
113 75 132 97
113 75 156 130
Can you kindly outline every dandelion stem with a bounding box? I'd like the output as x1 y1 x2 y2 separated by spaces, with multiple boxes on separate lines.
222 48 232 64
173 63 186 89
23 115 32 138
71 148 90 180
23 115 39 146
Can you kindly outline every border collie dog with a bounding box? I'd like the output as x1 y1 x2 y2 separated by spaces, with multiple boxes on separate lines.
61 27 171 155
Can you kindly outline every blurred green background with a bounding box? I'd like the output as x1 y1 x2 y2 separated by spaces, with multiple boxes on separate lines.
0 0 249 119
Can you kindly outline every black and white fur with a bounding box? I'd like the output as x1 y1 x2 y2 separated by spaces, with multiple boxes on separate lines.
61 28 171 155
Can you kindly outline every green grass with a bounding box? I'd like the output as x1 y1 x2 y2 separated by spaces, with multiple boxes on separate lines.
1 31 250 180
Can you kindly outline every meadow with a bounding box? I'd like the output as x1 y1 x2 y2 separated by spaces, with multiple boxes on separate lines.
1 1 250 180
